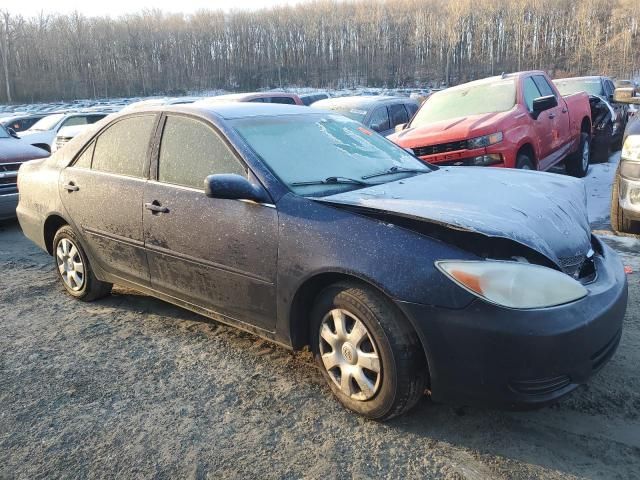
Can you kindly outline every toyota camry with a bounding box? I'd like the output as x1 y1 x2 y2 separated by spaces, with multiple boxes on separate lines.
17 103 627 420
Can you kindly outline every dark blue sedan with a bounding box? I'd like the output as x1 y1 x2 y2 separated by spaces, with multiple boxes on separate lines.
17 103 627 419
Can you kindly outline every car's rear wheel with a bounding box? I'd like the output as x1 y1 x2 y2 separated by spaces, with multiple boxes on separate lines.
565 132 590 177
53 225 112 301
611 171 640 234
311 282 427 420
516 152 535 170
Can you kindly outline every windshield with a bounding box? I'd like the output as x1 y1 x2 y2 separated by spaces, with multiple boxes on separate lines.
410 79 516 127
232 114 431 196
29 113 64 131
554 79 604 97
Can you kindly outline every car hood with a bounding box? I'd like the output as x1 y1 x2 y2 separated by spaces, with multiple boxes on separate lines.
0 139 50 163
389 110 514 147
317 167 591 269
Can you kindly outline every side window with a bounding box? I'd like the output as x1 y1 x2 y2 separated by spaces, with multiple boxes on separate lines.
604 80 613 97
248 98 264 103
158 116 245 189
269 96 296 105
61 116 89 128
405 102 418 118
389 104 409 127
523 77 542 111
532 75 555 98
73 142 94 169
87 115 106 124
369 107 390 132
92 115 156 177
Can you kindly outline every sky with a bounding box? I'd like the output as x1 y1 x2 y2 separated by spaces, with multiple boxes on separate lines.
6 0 310 17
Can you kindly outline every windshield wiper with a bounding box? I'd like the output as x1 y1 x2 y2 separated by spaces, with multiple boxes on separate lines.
291 176 372 187
361 166 431 180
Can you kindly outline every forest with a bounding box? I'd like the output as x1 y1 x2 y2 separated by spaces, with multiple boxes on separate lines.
0 0 638 103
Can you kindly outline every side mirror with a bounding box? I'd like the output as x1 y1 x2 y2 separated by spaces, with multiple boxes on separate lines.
613 87 640 105
395 123 407 133
532 95 558 119
204 174 268 203
7 127 19 139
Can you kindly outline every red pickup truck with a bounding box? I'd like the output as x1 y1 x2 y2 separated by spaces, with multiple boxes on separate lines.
389 71 593 177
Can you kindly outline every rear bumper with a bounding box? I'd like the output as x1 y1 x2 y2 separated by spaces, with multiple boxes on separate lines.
619 176 640 221
0 192 18 221
398 241 627 409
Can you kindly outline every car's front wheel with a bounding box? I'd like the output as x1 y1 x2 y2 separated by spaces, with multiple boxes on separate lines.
311 282 427 420
53 225 112 301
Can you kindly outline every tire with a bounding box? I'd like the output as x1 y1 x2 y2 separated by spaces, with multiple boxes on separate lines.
310 281 428 420
53 225 112 301
565 132 590 178
610 170 639 234
516 152 535 170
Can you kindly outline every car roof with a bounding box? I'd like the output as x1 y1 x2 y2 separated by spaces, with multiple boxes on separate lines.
127 102 322 120
197 92 301 103
554 76 604 82
311 95 413 110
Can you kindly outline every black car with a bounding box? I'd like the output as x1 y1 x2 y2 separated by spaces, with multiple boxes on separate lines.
554 76 628 162
311 96 419 136
0 113 50 133
17 104 627 420
299 92 330 106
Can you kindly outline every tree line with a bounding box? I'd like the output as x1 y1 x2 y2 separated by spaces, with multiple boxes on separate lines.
0 0 638 103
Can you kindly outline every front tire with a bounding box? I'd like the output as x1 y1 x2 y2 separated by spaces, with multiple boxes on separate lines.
311 282 427 420
53 225 112 301
566 132 590 177
516 152 535 170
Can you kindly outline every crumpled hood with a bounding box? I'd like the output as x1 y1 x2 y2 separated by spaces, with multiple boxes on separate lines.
0 139 50 163
388 110 514 147
317 167 591 268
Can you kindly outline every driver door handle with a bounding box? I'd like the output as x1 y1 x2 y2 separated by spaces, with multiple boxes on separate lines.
63 183 79 192
145 201 169 214
548 113 556 119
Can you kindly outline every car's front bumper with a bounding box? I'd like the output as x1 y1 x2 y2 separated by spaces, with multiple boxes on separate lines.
619 175 640 221
0 192 18 221
397 240 628 408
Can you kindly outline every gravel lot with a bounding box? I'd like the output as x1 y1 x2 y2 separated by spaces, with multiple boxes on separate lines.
1 157 640 479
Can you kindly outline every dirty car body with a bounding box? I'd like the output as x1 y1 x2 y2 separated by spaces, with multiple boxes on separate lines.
17 104 627 411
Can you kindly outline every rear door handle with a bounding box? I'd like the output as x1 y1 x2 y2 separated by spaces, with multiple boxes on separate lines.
64 183 79 192
145 202 169 214
562 108 568 113
548 113 556 119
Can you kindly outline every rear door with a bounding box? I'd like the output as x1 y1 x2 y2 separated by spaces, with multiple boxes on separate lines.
143 114 279 331
59 114 158 286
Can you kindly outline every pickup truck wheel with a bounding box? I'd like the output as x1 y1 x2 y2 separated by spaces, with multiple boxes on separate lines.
566 132 590 178
53 226 112 301
611 171 639 233
516 153 534 170
311 282 428 420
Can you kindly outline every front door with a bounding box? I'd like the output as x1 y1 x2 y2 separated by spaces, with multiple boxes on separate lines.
522 76 555 170
143 114 278 331
59 114 157 286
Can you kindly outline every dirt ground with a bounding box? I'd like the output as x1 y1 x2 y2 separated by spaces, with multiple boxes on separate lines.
2 174 640 478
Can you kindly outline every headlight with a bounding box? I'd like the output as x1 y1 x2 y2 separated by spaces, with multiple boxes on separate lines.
621 135 640 179
436 260 588 309
467 132 503 149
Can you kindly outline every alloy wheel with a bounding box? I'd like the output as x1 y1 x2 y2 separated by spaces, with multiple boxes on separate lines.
318 308 381 401
56 238 85 291
582 140 590 171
